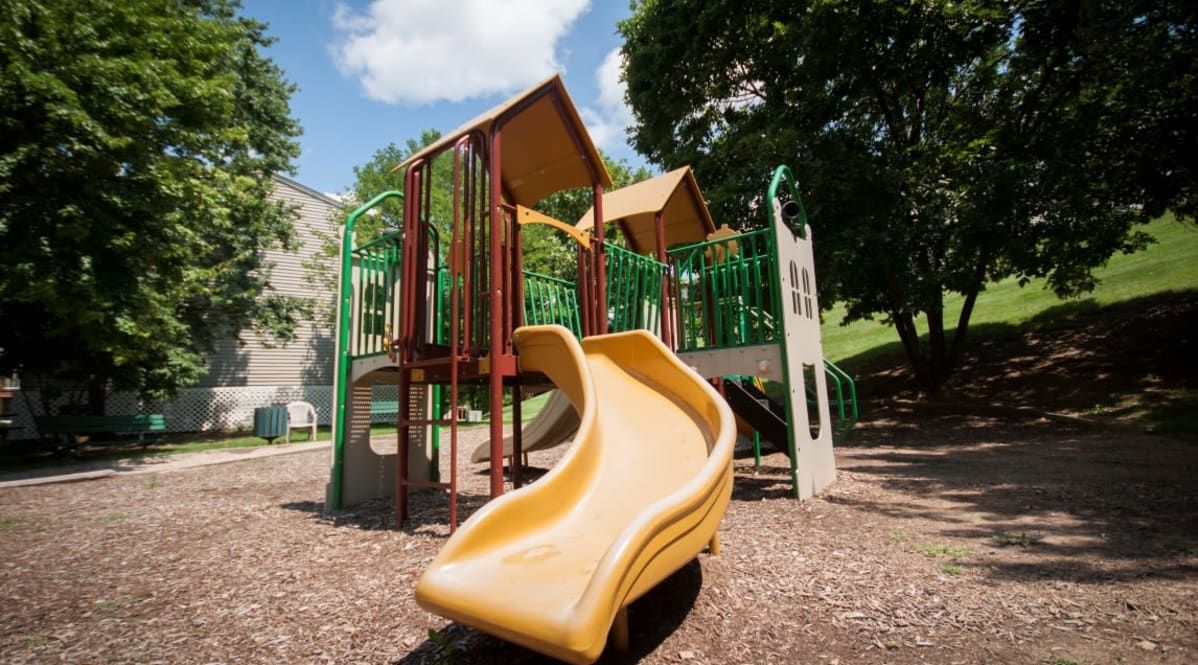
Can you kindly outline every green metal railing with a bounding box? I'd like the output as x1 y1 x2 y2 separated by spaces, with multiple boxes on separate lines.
522 270 582 336
605 243 666 334
822 359 858 442
350 231 403 358
668 227 777 352
332 190 402 510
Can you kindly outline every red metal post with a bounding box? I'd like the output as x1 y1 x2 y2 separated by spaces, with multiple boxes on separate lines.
511 384 523 488
654 210 673 348
593 182 607 334
511 196 525 487
448 136 474 532
462 138 475 355
487 128 505 499
396 162 422 524
577 244 592 336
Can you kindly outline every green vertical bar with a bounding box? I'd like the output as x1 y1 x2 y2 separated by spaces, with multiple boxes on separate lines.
332 190 402 510
570 287 580 336
699 250 712 349
753 430 762 468
356 250 367 354
523 274 532 324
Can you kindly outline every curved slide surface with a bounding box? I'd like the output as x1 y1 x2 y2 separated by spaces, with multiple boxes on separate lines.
416 326 735 664
470 389 578 463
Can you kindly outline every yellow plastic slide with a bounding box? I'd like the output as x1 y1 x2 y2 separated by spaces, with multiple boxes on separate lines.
470 388 579 463
416 325 735 664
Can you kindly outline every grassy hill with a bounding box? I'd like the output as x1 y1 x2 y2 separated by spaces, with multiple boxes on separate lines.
821 215 1198 368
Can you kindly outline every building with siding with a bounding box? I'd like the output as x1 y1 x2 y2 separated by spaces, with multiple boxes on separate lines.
10 174 369 437
162 174 346 431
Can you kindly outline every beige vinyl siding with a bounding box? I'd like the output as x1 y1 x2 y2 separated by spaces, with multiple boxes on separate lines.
197 176 342 388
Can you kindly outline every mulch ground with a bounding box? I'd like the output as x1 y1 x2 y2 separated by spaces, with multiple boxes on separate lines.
2 293 1196 664
0 407 1194 665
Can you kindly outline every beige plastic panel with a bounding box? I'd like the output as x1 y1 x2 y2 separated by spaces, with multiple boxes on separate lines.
333 375 433 508
675 344 784 383
773 200 836 498
471 389 579 462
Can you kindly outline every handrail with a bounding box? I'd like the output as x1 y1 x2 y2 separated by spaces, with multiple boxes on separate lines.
353 229 403 254
605 243 666 334
523 270 583 336
667 228 776 352
822 359 859 441
332 190 403 510
668 226 772 257
767 164 809 238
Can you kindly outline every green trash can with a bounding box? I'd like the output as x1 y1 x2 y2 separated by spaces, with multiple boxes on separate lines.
253 405 288 444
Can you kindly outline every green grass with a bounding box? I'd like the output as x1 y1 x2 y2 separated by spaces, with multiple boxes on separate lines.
913 542 971 560
993 531 1033 548
940 564 964 576
0 516 29 533
464 391 552 427
821 216 1198 369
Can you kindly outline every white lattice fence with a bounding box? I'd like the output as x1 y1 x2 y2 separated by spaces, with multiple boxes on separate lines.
8 384 401 439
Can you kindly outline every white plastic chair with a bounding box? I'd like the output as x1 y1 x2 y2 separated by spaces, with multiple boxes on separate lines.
285 401 317 443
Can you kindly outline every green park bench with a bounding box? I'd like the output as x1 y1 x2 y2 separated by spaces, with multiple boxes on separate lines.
370 400 399 418
35 414 167 449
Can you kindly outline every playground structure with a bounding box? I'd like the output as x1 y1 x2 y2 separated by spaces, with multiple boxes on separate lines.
324 75 856 662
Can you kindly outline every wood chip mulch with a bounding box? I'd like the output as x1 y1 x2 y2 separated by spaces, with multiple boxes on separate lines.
1 409 1195 664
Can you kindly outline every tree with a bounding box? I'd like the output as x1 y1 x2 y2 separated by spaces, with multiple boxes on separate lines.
340 129 445 241
0 0 302 411
304 130 448 325
621 0 1196 391
526 153 652 279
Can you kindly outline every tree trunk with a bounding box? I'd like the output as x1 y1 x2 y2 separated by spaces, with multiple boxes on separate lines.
947 287 981 374
924 302 948 394
890 308 931 388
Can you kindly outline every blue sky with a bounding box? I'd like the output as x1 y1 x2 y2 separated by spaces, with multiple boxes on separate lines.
241 0 641 195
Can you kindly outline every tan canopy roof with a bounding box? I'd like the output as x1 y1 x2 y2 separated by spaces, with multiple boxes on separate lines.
394 74 611 207
575 167 716 255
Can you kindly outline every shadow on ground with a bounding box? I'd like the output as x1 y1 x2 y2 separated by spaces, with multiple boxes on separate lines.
281 486 493 534
394 559 704 664
833 399 1198 584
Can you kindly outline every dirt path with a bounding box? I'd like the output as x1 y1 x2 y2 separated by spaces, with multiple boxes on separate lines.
0 411 1194 664
0 440 332 487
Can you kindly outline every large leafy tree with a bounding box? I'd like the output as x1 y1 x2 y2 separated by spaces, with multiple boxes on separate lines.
0 0 302 411
621 0 1196 391
339 129 445 241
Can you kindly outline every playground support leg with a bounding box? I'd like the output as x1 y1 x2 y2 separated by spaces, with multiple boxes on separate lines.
611 607 629 652
512 384 523 488
487 127 505 499
709 532 721 556
396 374 410 524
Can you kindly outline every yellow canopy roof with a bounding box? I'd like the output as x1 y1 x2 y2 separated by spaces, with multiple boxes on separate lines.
395 74 612 206
575 167 716 255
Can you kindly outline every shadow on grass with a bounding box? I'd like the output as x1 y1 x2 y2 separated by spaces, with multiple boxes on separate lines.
394 559 704 665
834 290 1198 434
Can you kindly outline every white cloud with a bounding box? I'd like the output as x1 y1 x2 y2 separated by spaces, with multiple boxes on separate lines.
580 47 635 153
331 0 590 105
